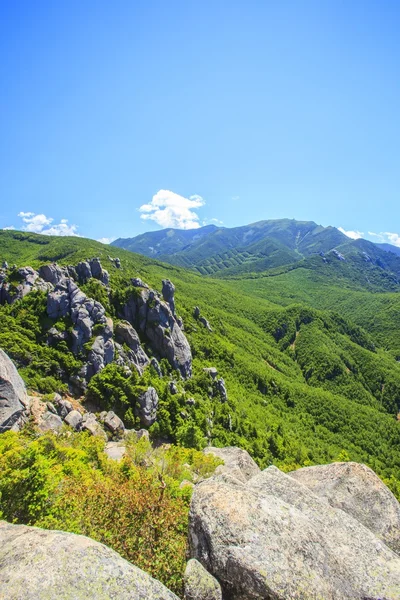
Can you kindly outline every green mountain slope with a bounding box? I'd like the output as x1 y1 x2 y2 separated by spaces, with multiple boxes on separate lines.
112 219 400 285
1 229 400 499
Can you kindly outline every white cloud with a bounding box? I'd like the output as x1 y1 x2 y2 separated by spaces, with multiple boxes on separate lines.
139 190 205 229
382 232 400 248
2 226 15 230
16 212 80 236
97 237 116 245
366 231 400 248
338 227 364 240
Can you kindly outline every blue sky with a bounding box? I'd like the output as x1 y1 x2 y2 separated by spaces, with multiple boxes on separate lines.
1 1 399 246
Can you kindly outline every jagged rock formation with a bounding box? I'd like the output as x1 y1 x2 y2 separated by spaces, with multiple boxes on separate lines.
162 279 176 314
115 320 150 375
121 281 192 378
0 349 30 432
1 257 191 388
0 521 178 600
184 559 222 600
189 452 400 600
0 265 52 304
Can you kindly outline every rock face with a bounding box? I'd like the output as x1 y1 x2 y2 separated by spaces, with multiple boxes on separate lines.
115 320 150 375
184 559 222 600
121 283 192 378
0 521 178 600
135 387 159 427
290 461 400 554
0 349 30 432
204 446 260 483
189 456 400 600
162 279 175 315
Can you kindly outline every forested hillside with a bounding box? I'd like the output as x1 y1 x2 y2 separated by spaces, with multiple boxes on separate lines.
1 229 400 496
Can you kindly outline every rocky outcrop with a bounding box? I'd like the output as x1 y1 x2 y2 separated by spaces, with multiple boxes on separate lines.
0 349 30 432
184 559 222 600
189 454 400 600
290 461 400 554
162 279 175 315
204 446 260 483
0 266 51 305
121 282 192 379
85 319 115 379
0 521 178 600
135 387 159 427
115 320 150 375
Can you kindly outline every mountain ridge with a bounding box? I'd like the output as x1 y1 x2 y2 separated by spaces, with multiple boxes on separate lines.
112 218 400 283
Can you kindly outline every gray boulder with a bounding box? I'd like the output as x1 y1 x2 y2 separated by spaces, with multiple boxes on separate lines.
0 349 30 432
204 446 260 483
135 387 159 427
199 316 212 331
203 367 218 380
54 396 73 419
38 411 63 433
104 410 125 434
38 263 66 285
115 320 150 374
64 409 83 430
86 319 115 379
184 558 222 600
0 521 178 600
75 260 92 282
189 463 400 600
290 461 400 554
81 413 107 440
215 378 227 401
151 357 163 377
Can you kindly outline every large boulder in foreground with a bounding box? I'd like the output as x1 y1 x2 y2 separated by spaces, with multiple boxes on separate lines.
290 461 400 554
0 521 178 600
0 349 30 432
189 461 400 600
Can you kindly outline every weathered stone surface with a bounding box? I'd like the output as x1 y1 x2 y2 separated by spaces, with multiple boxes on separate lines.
151 357 163 377
0 521 179 600
85 319 115 379
38 263 66 285
1 267 51 305
215 378 227 401
162 279 175 315
135 387 159 427
203 447 260 483
184 559 222 600
203 367 218 380
189 464 400 600
290 461 400 554
104 410 125 434
0 349 30 432
169 381 178 395
115 320 150 374
199 316 212 331
54 397 73 419
121 285 192 379
81 413 107 440
75 260 92 282
38 411 63 433
64 409 83 430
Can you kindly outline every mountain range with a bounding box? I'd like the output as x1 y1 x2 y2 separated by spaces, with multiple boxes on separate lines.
112 218 400 282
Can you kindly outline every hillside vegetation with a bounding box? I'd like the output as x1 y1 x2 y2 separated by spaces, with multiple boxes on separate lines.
0 230 399 497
